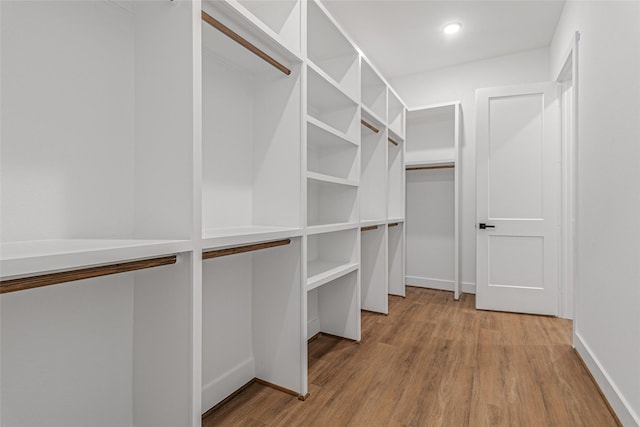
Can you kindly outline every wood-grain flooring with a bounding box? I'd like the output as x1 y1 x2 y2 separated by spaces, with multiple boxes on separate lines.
203 287 619 427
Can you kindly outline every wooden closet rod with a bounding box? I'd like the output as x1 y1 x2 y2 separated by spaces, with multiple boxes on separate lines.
360 119 379 134
0 255 177 294
361 225 378 232
203 239 291 260
388 137 399 146
389 223 399 227
407 165 454 171
201 11 291 76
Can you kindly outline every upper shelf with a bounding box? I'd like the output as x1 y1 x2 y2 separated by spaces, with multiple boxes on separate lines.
0 239 193 280
202 1 302 79
361 59 387 123
231 0 301 54
388 90 405 138
307 0 359 101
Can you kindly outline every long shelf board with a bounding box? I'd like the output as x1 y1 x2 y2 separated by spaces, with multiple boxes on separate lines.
307 60 359 107
307 261 359 291
405 159 455 168
306 222 360 235
1 239 192 280
360 219 388 228
307 116 359 147
202 226 303 250
307 171 358 187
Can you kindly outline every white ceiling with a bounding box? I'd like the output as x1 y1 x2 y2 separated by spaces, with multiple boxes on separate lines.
321 0 565 80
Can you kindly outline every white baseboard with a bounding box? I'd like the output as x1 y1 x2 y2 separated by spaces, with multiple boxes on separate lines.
307 317 320 339
405 276 476 295
574 332 640 427
201 357 255 413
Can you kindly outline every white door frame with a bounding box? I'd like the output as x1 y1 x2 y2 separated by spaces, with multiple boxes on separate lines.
555 31 580 320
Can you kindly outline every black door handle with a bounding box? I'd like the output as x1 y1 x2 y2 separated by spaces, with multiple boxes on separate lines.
479 223 495 229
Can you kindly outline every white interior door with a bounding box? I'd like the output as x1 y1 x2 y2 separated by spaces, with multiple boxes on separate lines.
476 82 560 315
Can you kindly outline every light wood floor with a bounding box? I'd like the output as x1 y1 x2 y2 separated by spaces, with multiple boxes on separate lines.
203 287 619 426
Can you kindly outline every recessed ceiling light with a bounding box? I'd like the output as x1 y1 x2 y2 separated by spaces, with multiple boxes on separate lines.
443 22 462 35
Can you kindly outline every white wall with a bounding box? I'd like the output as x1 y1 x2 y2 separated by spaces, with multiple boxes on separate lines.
391 48 550 292
550 2 640 426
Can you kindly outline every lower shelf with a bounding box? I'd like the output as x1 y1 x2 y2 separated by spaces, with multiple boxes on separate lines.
307 261 359 291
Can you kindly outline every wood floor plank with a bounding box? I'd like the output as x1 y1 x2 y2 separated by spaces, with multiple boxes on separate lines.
203 288 619 427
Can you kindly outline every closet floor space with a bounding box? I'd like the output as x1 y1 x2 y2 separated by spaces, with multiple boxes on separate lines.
203 288 618 427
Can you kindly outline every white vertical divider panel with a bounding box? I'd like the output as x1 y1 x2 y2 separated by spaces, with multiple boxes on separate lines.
453 103 461 300
299 0 309 398
388 222 406 297
132 1 196 425
191 0 204 423
361 226 388 313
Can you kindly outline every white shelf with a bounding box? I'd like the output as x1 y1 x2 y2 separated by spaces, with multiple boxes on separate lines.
307 65 360 141
388 89 405 138
405 159 455 168
231 0 302 55
388 218 405 224
202 226 304 250
307 261 359 291
361 59 387 123
360 219 389 231
307 171 358 187
0 239 193 280
307 116 358 147
306 222 360 235
307 0 359 100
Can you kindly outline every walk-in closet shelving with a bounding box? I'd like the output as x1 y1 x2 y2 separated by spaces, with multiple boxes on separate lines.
307 118 359 181
361 58 388 124
388 90 406 139
361 224 389 313
200 0 307 413
360 110 388 223
232 0 302 54
388 129 406 222
306 0 359 101
307 228 359 291
1 1 196 425
405 102 461 299
201 0 303 249
307 64 361 142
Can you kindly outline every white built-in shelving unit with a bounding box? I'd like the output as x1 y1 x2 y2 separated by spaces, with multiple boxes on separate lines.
405 102 461 300
0 0 407 424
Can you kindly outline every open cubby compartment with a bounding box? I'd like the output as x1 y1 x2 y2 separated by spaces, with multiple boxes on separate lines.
0 0 195 270
406 167 456 292
388 89 405 138
202 237 304 411
307 65 360 142
232 0 301 54
388 222 405 297
1 253 194 426
307 118 359 182
406 104 456 165
307 228 358 290
307 179 358 227
201 2 303 242
307 0 359 100
307 270 360 341
388 131 405 220
361 224 388 313
361 58 387 123
360 110 388 222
